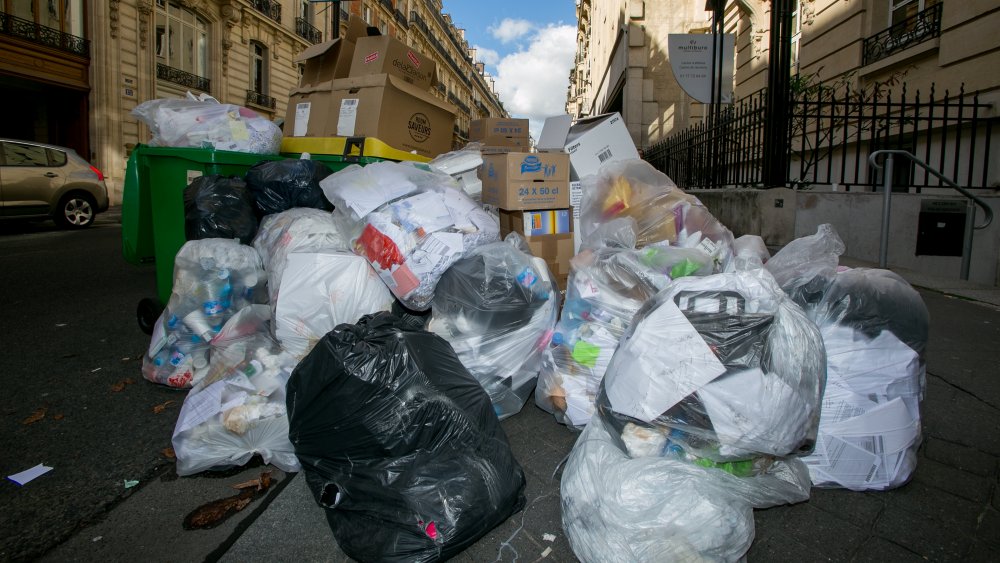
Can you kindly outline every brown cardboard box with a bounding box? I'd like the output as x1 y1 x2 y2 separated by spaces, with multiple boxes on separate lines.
499 211 573 291
480 152 570 210
349 35 436 90
471 118 530 140
285 74 456 158
476 135 530 149
294 18 367 87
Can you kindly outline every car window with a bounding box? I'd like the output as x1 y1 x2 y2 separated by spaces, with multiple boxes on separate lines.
2 142 50 166
47 148 67 166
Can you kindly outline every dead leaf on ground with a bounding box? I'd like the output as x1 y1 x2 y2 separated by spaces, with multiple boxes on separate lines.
53 414 65 421
22 408 47 425
161 447 176 460
183 471 274 530
111 378 138 393
152 400 176 414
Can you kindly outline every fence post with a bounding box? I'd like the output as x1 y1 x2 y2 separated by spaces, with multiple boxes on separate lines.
879 153 894 268
763 0 793 188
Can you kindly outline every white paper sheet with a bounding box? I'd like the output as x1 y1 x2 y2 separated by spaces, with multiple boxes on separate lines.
605 299 726 423
391 192 454 234
174 380 225 435
7 464 53 485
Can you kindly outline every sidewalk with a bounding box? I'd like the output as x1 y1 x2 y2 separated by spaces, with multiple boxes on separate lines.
219 263 1000 562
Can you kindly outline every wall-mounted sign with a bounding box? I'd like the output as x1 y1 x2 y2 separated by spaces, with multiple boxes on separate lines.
668 34 735 104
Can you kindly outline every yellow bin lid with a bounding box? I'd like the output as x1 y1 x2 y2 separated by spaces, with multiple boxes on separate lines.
280 136 432 163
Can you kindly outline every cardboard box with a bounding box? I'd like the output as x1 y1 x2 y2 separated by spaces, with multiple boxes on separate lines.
475 135 530 149
471 118 529 140
294 18 367 87
499 213 573 291
286 74 456 159
349 35 436 90
501 209 572 236
480 152 570 210
537 112 640 180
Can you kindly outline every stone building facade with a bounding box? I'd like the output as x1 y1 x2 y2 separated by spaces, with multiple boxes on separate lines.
0 0 506 203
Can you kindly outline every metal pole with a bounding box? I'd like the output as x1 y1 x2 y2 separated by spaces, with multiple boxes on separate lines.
961 198 975 280
332 1 341 39
763 0 792 188
879 154 894 269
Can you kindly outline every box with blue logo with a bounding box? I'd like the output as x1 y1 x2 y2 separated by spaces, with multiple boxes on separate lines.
480 152 570 210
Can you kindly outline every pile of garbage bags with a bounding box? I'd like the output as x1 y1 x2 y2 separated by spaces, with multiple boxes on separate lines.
184 175 259 245
321 161 500 310
286 313 527 562
428 234 559 419
767 225 929 490
132 93 282 154
561 267 825 561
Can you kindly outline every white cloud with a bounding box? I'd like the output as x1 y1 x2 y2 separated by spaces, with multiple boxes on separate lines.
489 18 535 44
472 45 500 67
492 24 577 139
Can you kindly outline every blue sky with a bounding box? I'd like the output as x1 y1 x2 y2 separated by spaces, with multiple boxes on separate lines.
440 1 578 138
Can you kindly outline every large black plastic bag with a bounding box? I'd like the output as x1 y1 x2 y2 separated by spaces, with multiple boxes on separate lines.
244 159 334 217
286 312 527 562
184 175 258 244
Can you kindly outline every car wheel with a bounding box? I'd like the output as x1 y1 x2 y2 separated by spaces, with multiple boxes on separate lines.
137 298 165 335
54 193 97 229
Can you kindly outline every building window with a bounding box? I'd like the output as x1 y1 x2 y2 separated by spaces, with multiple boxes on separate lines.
250 41 268 95
299 0 313 24
362 3 372 25
889 0 940 26
379 20 388 35
155 1 208 79
790 0 801 73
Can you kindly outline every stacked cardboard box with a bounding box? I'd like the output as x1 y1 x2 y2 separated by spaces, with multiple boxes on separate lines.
480 147 573 289
470 118 530 154
285 20 456 158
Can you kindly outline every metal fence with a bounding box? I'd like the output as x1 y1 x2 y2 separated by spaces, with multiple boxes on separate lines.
644 82 995 191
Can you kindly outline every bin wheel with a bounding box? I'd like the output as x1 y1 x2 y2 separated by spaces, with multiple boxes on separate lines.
137 298 164 335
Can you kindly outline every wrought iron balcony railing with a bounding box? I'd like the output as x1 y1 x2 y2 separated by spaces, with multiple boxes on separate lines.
157 63 210 92
251 0 281 24
246 90 276 110
379 0 394 13
394 9 408 29
295 17 321 44
863 3 942 66
0 10 89 57
448 92 470 115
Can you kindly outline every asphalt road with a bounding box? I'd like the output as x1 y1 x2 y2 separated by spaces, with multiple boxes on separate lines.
0 215 179 560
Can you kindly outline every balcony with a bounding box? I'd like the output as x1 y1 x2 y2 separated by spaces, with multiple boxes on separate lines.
395 9 408 29
246 90 277 110
447 92 470 115
379 0 394 13
157 63 210 92
295 17 321 44
862 3 942 66
0 11 89 58
251 0 281 24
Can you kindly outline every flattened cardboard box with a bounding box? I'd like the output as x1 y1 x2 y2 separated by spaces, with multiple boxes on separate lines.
286 74 456 159
294 18 367 87
470 118 529 140
350 35 436 90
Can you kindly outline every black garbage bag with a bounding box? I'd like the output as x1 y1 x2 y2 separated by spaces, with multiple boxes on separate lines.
244 159 334 217
183 175 258 244
286 312 527 563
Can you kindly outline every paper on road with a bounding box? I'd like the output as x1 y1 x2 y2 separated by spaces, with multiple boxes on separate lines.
7 463 54 485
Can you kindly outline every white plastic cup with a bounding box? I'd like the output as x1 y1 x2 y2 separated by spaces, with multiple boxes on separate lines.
183 310 216 341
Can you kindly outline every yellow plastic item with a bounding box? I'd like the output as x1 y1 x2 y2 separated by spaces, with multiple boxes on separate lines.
280 136 432 163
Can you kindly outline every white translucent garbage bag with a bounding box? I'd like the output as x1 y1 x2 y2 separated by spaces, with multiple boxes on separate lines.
321 161 500 310
801 268 928 490
601 268 826 461
428 234 559 419
578 159 735 267
142 239 265 388
132 93 282 154
561 413 812 563
428 143 484 201
765 223 846 303
273 251 394 359
535 219 719 427
252 208 350 306
172 305 301 476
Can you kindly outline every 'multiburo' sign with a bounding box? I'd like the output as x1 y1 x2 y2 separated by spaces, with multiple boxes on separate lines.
668 34 735 104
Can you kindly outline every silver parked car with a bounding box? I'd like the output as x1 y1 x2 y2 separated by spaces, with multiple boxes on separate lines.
0 138 109 229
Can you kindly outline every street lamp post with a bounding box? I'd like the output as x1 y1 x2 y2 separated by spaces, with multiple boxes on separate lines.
763 0 794 188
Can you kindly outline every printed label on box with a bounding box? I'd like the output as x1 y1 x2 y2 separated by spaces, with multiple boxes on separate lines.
407 50 421 67
337 99 359 137
364 51 379 64
293 102 311 137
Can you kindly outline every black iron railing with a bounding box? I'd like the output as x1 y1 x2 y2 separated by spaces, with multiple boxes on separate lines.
246 90 276 110
409 11 471 89
395 9 408 29
453 124 469 139
644 81 993 191
251 0 281 23
157 63 210 92
863 3 942 66
0 11 89 57
340 5 349 22
448 92 470 115
379 0 394 12
295 17 321 44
